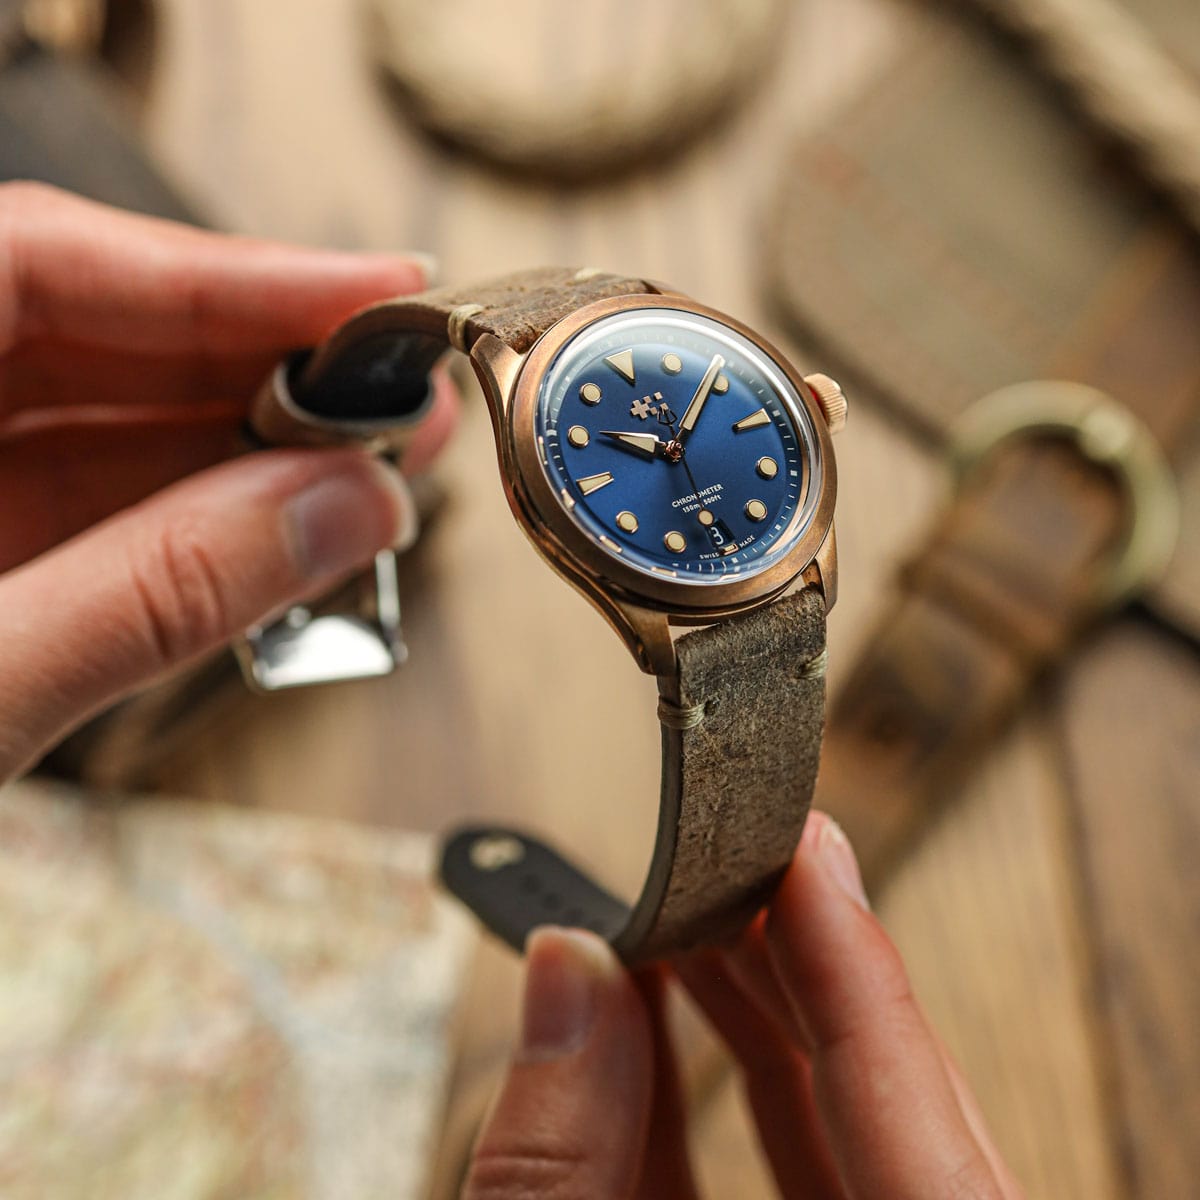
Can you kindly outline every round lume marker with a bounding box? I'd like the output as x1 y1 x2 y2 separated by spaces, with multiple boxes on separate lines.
664 530 687 554
713 374 730 394
745 499 768 522
662 353 683 375
567 425 590 448
756 456 778 480
616 511 639 534
580 382 602 405
697 509 715 527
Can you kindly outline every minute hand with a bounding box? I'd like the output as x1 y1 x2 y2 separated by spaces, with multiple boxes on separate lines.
677 354 725 441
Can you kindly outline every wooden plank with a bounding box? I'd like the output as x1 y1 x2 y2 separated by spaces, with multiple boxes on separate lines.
1060 624 1200 1199
881 714 1121 1199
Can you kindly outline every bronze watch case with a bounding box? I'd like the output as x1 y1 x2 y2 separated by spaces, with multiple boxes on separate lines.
469 291 839 676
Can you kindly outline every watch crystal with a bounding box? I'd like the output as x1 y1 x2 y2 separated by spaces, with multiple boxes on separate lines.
534 309 822 584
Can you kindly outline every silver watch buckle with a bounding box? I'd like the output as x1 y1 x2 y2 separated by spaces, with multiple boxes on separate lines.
235 549 407 691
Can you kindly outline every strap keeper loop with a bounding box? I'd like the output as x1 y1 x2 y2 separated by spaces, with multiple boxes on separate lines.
658 697 707 731
447 303 484 352
798 646 829 680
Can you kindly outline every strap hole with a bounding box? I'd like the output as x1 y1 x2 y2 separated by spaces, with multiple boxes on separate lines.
469 834 526 872
541 891 562 910
520 874 541 895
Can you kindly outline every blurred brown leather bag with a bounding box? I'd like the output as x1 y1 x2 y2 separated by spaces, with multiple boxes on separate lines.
769 1 1200 879
771 13 1200 1192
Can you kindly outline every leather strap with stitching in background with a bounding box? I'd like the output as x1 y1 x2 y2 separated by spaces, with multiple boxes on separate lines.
272 267 829 965
769 7 1200 888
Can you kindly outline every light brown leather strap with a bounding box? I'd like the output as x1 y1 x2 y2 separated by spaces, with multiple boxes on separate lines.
442 588 827 964
632 587 827 959
817 283 1196 890
821 440 1126 885
769 10 1200 889
251 267 661 448
299 266 660 385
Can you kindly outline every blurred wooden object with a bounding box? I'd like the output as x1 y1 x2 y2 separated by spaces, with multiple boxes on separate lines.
771 11 1200 1198
107 0 1200 1196
969 0 1200 238
0 0 191 216
370 0 786 182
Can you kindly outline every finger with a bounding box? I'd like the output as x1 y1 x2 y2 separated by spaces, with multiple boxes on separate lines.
765 812 1010 1199
631 967 701 1200
0 448 415 781
0 415 241 569
724 911 810 1049
0 182 432 357
677 951 845 1198
0 341 295 415
464 928 653 1200
0 366 461 570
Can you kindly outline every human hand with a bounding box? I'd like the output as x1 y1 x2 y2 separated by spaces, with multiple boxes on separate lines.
463 811 1024 1198
0 183 456 782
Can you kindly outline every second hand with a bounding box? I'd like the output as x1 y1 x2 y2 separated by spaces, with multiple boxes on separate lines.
660 407 727 554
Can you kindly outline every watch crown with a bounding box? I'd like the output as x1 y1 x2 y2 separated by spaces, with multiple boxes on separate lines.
804 373 848 434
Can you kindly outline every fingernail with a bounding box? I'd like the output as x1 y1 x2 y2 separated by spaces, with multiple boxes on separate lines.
405 252 439 287
519 928 621 1061
818 819 870 911
285 458 417 579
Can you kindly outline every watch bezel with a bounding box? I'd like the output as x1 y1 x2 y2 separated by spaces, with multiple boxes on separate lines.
506 293 837 616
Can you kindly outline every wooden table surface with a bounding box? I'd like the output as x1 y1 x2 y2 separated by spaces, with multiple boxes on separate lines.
127 2 1200 1196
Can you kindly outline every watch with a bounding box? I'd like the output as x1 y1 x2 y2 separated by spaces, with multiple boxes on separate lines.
251 267 844 964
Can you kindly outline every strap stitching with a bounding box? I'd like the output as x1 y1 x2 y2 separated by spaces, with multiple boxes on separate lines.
658 647 827 733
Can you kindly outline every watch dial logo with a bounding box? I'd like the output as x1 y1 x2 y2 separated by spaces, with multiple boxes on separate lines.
630 392 663 420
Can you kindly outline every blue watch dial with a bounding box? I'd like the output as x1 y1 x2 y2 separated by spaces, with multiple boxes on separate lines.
534 308 823 585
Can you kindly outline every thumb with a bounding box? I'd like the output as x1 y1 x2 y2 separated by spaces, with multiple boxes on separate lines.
0 447 415 780
465 928 654 1200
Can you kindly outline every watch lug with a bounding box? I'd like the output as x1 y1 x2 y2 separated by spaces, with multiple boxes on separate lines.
640 279 691 301
611 598 676 677
469 333 524 442
801 522 838 611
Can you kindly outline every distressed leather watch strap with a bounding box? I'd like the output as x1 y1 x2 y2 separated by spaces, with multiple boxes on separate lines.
283 267 659 424
443 587 827 964
640 585 826 959
820 440 1127 884
275 267 829 963
771 6 1200 885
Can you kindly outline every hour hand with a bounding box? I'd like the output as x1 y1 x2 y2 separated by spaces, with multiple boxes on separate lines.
599 429 664 459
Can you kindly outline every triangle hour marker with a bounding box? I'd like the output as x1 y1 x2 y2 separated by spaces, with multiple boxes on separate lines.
577 471 615 496
604 350 636 384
